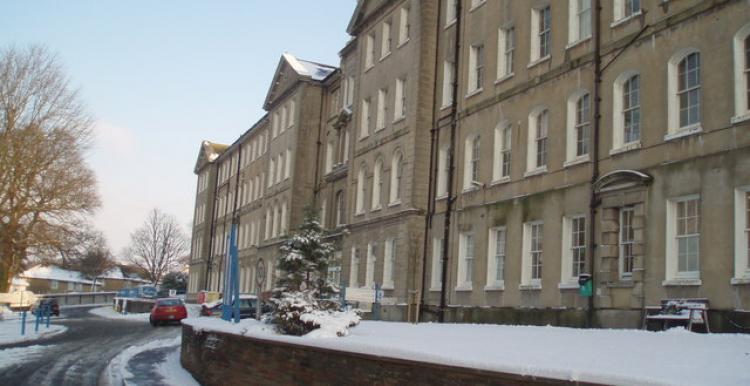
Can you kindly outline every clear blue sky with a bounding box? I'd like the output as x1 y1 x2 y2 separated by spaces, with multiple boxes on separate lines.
1 1 356 255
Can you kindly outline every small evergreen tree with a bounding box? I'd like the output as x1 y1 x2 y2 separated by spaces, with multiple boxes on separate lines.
271 206 347 335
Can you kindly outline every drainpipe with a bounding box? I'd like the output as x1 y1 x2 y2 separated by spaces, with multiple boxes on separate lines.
313 86 325 201
588 0 602 328
439 0 462 323
418 0 444 323
205 161 220 291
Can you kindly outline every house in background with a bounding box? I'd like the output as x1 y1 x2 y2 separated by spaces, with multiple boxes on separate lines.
97 265 150 291
20 265 102 294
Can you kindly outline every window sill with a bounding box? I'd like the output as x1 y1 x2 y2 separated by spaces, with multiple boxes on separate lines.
563 155 590 168
370 206 382 213
393 115 406 125
455 285 473 292
388 200 401 208
610 11 643 28
381 284 394 290
435 193 448 200
490 176 511 186
662 278 702 287
730 277 750 285
462 186 480 194
527 55 551 69
444 19 457 30
557 282 580 290
440 104 452 111
359 134 370 141
524 166 548 178
354 211 365 217
494 73 514 85
484 282 505 291
565 36 591 50
364 64 374 73
375 126 386 133
664 124 703 141
519 283 542 291
397 38 409 49
468 0 486 13
730 112 750 124
429 286 442 292
610 141 642 156
379 52 391 62
464 88 483 99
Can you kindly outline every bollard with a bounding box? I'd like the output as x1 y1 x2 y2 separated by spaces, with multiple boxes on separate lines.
34 308 41 333
21 311 27 336
45 305 50 328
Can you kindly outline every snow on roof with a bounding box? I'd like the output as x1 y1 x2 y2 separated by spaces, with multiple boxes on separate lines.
11 278 29 286
21 265 99 285
98 267 149 283
282 53 336 81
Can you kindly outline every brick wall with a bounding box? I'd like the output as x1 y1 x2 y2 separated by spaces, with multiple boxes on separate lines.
181 324 600 386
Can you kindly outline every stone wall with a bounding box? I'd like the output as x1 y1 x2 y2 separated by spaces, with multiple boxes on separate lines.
181 324 599 386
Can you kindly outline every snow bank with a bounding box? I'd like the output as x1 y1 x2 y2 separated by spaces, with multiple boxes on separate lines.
183 318 750 386
103 336 179 386
301 310 361 338
0 344 52 371
0 317 67 345
155 346 201 386
89 306 149 321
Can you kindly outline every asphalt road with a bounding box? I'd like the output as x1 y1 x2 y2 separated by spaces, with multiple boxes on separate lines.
0 305 180 386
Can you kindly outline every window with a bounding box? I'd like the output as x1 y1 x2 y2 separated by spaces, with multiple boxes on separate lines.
372 158 383 210
733 189 750 282
365 33 375 68
446 0 457 26
468 44 485 93
442 61 455 107
619 207 635 279
268 158 274 187
376 88 388 130
493 123 512 181
497 27 515 79
667 50 702 136
732 24 750 122
343 76 355 108
463 134 481 189
430 238 443 290
272 204 280 238
272 111 279 138
328 251 342 287
470 135 480 182
571 217 587 279
437 145 450 197
613 73 641 151
470 0 485 9
365 242 376 288
395 78 406 120
522 221 544 287
457 233 474 289
568 0 591 44
287 101 295 128
280 105 287 132
51 280 58 290
360 98 371 138
335 190 345 226
486 227 506 289
567 92 590 161
531 6 552 62
349 247 359 287
390 151 403 204
280 202 288 235
276 154 283 184
399 7 410 45
325 140 334 173
356 165 366 214
285 149 291 179
381 21 392 59
527 108 549 173
383 238 396 289
265 208 272 240
665 196 701 282
613 0 640 22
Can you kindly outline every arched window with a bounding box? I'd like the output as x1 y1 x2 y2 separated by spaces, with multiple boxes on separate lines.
667 49 701 137
612 71 641 152
372 157 383 210
389 151 403 204
732 23 750 122
566 90 590 163
356 164 367 214
335 190 345 226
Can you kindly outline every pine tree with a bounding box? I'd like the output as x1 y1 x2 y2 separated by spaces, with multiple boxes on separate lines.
271 206 343 335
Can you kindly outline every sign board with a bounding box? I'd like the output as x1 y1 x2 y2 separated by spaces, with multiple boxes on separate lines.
256 259 266 286
380 297 397 306
0 291 37 308
345 287 376 303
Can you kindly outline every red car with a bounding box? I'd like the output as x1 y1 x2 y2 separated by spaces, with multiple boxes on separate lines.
149 298 187 326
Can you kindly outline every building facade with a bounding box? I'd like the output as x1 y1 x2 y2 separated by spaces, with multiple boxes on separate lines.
188 0 750 331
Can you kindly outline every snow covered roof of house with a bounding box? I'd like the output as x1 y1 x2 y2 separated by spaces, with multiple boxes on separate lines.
12 278 29 286
98 267 149 283
282 53 336 81
194 140 228 173
21 265 101 285
263 53 337 110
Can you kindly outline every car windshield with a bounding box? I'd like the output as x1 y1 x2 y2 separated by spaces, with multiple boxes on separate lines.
237 299 257 308
158 299 182 306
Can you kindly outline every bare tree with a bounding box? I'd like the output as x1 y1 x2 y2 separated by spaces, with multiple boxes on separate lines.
71 233 115 291
0 45 99 292
125 208 188 285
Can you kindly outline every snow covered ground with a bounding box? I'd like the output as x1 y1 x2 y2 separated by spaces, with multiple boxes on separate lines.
0 312 67 345
103 335 199 386
0 344 53 371
89 306 150 321
183 317 750 386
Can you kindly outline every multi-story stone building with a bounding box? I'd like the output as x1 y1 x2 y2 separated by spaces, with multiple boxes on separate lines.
189 0 750 331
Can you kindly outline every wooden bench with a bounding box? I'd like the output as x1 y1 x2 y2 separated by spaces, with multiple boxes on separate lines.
643 298 710 332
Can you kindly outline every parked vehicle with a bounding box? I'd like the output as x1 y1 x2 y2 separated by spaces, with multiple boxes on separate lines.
200 295 272 319
30 298 59 316
149 298 187 326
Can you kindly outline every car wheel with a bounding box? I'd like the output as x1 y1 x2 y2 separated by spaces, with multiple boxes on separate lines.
149 317 158 327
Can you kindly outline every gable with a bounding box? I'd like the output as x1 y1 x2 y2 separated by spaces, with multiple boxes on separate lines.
346 0 392 35
264 53 336 110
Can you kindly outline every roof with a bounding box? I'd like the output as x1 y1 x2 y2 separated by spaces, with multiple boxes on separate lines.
194 140 228 173
98 267 149 283
263 53 337 110
283 53 336 81
21 265 102 286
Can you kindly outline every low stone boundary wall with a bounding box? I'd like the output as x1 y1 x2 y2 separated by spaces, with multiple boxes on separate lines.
39 292 116 306
181 324 599 386
112 297 155 313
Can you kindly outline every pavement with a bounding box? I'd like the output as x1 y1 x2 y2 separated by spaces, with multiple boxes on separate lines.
0 305 185 386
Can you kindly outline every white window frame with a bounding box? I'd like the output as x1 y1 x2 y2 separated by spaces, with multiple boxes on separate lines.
664 195 701 285
468 44 484 94
733 187 750 284
325 140 334 173
381 20 392 59
287 100 295 128
372 157 383 210
389 151 403 205
280 105 287 132
521 221 543 288
526 107 549 175
50 280 59 290
356 164 366 215
568 0 591 46
335 190 345 226
492 123 511 183
560 216 586 288
394 77 406 120
436 145 450 197
565 90 591 165
732 23 750 123
463 133 481 190
530 6 551 64
398 7 410 46
430 238 443 291
349 246 359 287
284 149 292 179
666 48 703 139
365 33 375 69
441 60 455 108
365 242 376 288
445 0 457 27
619 207 636 280
360 98 371 139
612 0 641 25
485 227 506 290
497 27 515 80
383 238 396 289
456 233 474 290
376 88 387 131
611 71 642 154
